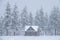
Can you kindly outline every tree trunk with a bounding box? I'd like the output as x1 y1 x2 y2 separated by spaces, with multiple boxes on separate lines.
55 28 56 35
6 29 8 36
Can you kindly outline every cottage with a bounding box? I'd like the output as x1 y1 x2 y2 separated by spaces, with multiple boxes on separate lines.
25 26 39 36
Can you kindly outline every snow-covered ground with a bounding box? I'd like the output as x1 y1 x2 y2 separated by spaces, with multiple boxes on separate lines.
0 36 60 40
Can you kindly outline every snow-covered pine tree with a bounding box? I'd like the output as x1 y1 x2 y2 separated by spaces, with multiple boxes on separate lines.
2 2 12 36
11 4 19 36
0 16 3 36
35 11 40 36
49 7 60 35
21 7 29 27
28 12 33 25
20 6 29 35
43 13 48 35
35 11 40 26
34 8 45 35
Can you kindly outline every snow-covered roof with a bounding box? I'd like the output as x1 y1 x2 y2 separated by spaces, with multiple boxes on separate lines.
25 25 38 31
25 26 30 31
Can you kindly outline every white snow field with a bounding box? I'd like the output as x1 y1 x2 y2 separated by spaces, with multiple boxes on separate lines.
0 36 60 40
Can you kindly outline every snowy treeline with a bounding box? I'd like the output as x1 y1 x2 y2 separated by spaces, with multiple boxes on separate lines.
0 3 60 36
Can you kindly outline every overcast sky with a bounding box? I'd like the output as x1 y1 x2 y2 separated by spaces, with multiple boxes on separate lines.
0 0 60 16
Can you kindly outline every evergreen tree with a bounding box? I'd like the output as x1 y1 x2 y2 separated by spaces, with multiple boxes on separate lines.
3 2 12 36
35 8 45 35
11 4 19 35
35 11 40 26
20 7 29 35
28 12 33 25
21 7 28 27
0 16 3 36
43 13 48 35
49 7 60 35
